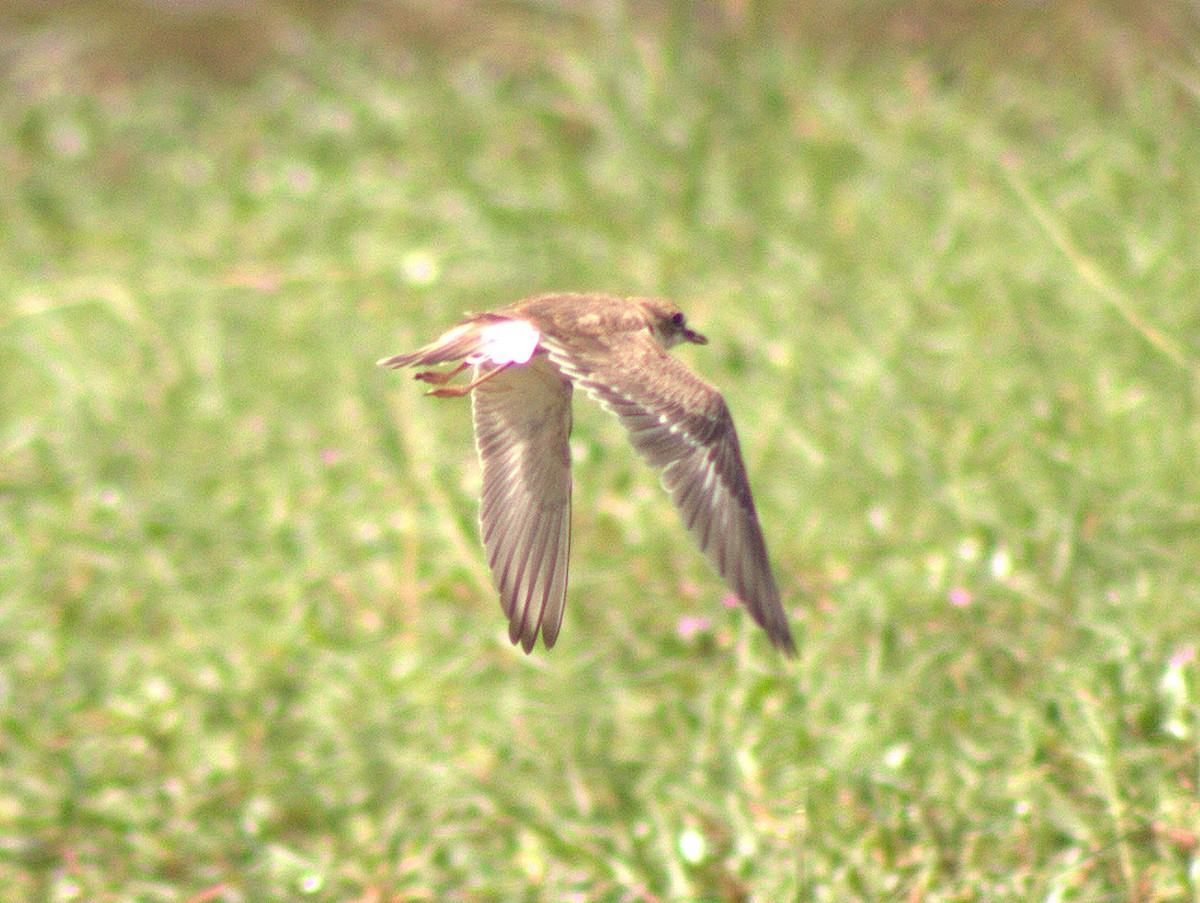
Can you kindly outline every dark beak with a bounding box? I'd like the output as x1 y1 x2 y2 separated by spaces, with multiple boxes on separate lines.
683 327 708 345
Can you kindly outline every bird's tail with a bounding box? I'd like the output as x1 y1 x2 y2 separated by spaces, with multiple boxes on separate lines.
377 315 506 370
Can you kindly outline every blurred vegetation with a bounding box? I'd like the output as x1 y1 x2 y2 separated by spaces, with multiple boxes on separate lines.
2 0 1196 84
2 1 1200 900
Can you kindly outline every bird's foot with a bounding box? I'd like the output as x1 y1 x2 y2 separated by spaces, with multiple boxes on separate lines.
421 362 512 397
425 383 471 398
414 362 469 386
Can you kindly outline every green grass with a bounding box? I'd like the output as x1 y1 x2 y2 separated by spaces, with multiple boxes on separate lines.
3 2 1200 900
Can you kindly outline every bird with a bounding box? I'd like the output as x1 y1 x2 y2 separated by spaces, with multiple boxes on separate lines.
378 292 796 656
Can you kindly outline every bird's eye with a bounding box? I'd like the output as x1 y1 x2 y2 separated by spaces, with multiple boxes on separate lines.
670 312 685 328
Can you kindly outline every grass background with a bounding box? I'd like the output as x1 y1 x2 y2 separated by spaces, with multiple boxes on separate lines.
3 0 1200 899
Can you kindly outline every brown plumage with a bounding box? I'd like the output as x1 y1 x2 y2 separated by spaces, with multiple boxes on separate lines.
379 292 795 655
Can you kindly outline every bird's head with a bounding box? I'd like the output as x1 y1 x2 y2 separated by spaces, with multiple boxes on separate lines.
638 298 708 349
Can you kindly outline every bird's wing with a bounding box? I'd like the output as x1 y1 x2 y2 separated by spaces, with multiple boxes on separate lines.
542 333 795 655
471 355 574 652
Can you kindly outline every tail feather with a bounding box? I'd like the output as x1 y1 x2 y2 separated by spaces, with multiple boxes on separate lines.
378 320 493 370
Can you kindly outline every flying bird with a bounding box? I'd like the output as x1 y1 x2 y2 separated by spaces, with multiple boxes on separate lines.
379 293 795 656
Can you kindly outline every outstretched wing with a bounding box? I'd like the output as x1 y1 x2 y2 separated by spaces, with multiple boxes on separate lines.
542 333 795 655
471 355 574 652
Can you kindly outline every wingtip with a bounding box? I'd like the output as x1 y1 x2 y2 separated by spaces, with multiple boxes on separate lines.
761 603 798 657
509 612 541 654
774 629 799 658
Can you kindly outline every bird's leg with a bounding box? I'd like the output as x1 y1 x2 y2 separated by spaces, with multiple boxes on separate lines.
414 361 470 386
424 362 512 397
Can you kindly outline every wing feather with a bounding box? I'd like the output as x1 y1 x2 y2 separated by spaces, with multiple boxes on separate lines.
543 333 795 655
471 356 574 652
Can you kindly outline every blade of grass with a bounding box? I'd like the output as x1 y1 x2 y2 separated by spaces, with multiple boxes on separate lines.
1001 158 1191 372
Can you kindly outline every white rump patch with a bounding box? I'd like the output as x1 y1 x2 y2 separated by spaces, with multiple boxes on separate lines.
469 319 540 366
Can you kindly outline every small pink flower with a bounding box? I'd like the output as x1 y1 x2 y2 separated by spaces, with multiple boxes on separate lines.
1169 646 1197 669
948 587 973 608
677 616 712 640
720 592 739 610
